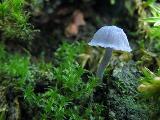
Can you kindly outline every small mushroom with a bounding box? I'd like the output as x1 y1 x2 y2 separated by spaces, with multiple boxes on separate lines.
88 26 132 81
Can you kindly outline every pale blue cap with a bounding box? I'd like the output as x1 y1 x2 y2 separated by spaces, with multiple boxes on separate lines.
88 26 132 52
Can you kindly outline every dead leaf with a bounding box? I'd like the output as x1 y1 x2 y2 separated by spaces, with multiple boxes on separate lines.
65 10 86 37
65 23 78 37
72 10 86 26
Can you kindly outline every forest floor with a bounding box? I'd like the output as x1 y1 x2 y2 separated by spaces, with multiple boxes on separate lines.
0 0 160 120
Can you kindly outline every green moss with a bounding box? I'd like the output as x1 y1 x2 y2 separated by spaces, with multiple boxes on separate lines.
107 61 150 120
0 42 104 119
5 54 30 78
0 0 36 41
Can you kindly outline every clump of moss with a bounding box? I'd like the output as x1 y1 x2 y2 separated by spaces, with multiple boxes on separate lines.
0 0 36 41
107 61 150 120
0 42 105 119
138 68 160 119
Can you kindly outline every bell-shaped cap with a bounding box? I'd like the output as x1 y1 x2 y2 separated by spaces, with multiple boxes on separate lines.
88 26 132 52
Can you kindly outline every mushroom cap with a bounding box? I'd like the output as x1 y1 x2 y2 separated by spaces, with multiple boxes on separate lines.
88 26 132 52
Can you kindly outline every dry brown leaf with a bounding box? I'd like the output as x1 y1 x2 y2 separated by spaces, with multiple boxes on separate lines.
65 10 86 37
72 10 86 26
65 23 78 37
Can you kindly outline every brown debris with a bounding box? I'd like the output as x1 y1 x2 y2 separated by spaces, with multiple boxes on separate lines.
65 23 78 37
72 10 86 26
65 10 86 37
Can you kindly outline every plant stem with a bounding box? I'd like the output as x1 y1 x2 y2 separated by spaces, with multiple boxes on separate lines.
96 47 112 81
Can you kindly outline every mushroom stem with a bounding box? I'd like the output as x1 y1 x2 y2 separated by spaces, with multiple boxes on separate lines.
96 47 113 81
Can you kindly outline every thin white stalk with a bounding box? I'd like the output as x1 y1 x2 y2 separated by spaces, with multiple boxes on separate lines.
96 47 113 81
